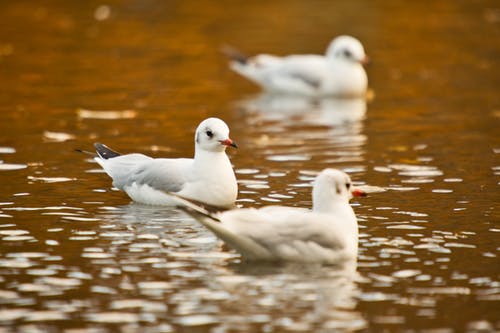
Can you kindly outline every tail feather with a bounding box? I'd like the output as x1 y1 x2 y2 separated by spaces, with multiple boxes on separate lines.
75 148 96 156
94 143 121 160
221 45 249 65
165 192 273 260
164 192 222 221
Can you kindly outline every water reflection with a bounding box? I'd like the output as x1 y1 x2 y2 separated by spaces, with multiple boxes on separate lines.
67 202 366 331
182 259 365 332
237 93 366 127
235 93 368 181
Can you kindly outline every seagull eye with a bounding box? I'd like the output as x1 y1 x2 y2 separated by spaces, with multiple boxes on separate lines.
343 49 352 58
206 130 214 138
346 182 351 190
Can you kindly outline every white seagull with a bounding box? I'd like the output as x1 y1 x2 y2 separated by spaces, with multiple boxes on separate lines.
169 169 366 264
93 117 238 208
224 35 369 98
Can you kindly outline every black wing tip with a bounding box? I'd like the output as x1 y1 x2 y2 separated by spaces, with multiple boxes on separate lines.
182 205 222 223
75 148 96 156
94 142 121 159
164 191 226 222
221 44 249 65
289 73 321 89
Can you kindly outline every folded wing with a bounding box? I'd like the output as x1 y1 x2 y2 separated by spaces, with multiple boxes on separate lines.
220 207 351 263
95 153 190 193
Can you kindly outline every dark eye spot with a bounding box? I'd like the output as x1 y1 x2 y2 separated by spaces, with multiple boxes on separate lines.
336 185 341 194
206 130 213 138
346 182 351 190
343 49 352 58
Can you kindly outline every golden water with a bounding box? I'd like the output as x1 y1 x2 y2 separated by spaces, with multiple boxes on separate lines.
0 1 498 332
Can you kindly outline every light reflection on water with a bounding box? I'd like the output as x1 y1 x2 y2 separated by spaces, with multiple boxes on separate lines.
0 138 498 331
0 201 367 331
0 0 499 332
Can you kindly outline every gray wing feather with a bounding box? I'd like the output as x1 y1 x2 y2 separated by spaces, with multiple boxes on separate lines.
272 55 326 90
95 153 152 189
275 222 344 250
286 71 321 89
127 158 189 192
96 154 191 192
250 221 344 253
224 209 345 254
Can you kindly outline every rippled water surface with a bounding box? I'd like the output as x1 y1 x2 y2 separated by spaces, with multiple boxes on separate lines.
0 1 499 332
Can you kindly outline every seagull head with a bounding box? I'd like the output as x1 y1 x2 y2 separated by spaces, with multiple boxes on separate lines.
326 35 369 65
195 117 237 153
312 168 366 212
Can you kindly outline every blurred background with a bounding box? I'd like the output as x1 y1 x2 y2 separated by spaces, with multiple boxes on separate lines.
0 1 498 332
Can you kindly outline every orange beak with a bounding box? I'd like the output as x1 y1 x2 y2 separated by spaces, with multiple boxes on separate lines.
352 188 367 197
219 138 238 148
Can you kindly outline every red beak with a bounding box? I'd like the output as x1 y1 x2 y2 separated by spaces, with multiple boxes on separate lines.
360 55 371 66
219 138 238 148
352 188 367 197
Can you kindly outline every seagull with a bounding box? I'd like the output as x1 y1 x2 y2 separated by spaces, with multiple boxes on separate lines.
168 169 367 264
223 35 369 98
93 117 238 208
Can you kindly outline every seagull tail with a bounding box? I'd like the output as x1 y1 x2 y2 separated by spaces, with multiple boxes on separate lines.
164 192 222 222
75 148 96 156
165 192 272 261
221 45 249 65
94 143 121 160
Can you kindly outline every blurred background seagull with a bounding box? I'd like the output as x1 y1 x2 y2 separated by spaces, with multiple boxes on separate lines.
93 117 238 208
169 169 366 264
223 35 369 98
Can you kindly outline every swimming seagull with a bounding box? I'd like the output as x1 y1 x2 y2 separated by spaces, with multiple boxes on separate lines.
93 117 238 208
168 169 367 264
223 35 369 97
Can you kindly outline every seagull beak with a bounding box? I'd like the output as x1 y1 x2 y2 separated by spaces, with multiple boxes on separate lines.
360 55 371 66
219 138 238 148
351 188 367 197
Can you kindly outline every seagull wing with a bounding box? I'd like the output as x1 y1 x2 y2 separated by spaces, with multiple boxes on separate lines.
95 154 191 193
126 158 192 192
167 194 274 260
270 55 327 91
221 207 351 262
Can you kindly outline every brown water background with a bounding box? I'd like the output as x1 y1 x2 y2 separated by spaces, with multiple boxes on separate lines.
0 1 499 332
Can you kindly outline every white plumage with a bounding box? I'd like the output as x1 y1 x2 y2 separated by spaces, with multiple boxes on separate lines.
93 117 238 208
226 35 369 97
170 169 366 264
